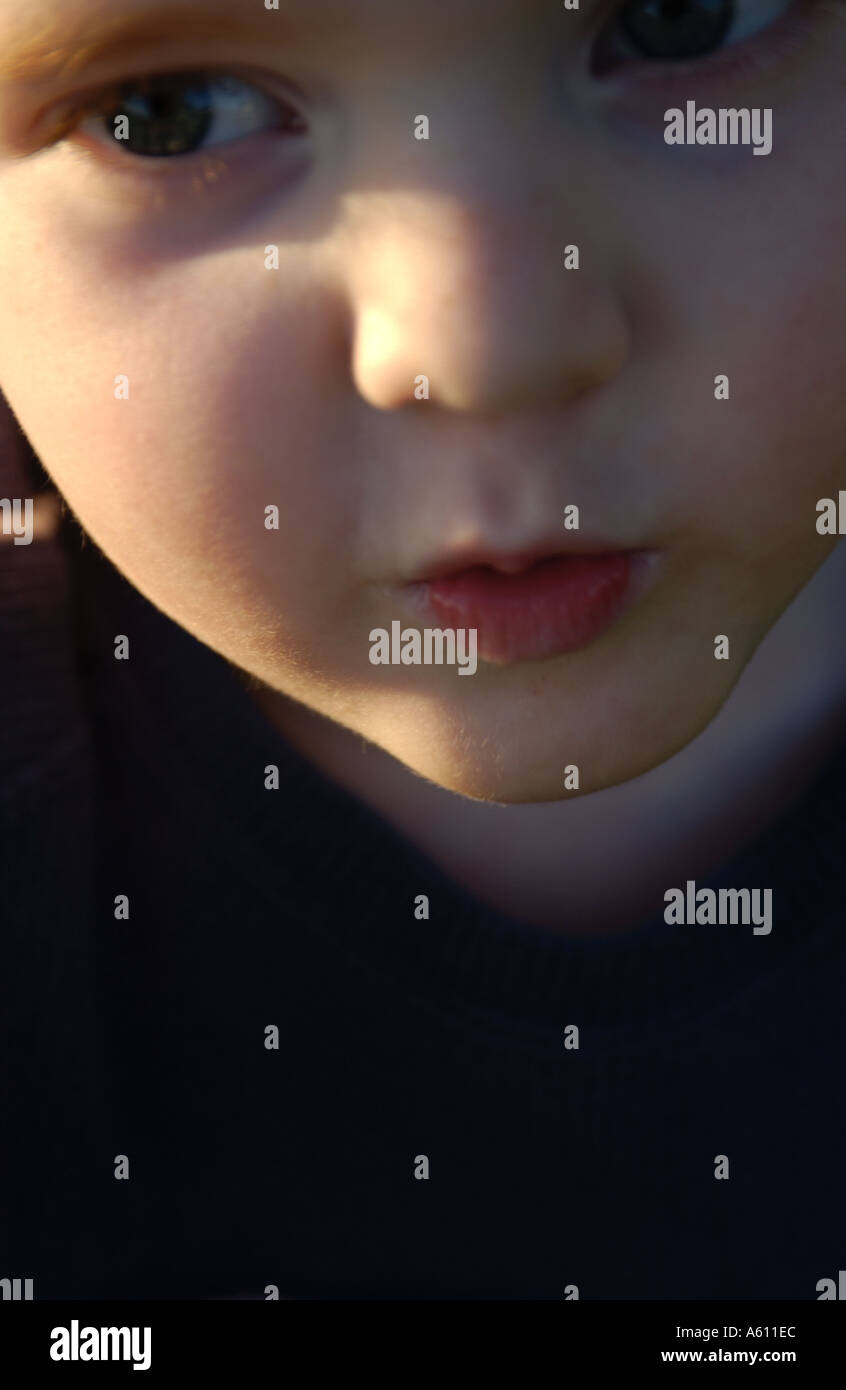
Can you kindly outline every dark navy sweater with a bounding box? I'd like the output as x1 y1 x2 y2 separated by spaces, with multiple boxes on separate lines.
3 469 845 1300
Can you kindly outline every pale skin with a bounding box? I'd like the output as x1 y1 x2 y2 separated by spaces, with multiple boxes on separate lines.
0 0 844 930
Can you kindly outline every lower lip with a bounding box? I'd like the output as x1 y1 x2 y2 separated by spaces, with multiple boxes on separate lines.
410 551 655 665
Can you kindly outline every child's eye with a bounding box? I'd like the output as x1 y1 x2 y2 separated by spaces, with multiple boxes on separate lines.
593 0 795 71
71 71 305 159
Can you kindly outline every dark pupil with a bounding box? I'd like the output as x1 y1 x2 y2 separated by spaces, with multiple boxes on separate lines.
621 0 735 60
107 75 213 157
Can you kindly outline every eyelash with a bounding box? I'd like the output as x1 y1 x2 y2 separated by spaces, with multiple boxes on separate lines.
45 0 834 175
598 0 831 93
48 71 303 156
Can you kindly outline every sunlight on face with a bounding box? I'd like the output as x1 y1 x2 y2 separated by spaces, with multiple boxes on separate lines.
0 0 844 801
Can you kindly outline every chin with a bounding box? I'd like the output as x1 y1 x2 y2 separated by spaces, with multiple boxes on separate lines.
388 682 735 803
380 725 663 805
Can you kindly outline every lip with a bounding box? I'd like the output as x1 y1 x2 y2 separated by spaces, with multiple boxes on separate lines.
406 535 627 582
405 548 659 665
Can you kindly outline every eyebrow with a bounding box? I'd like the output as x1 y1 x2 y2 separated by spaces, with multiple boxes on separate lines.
0 1 299 89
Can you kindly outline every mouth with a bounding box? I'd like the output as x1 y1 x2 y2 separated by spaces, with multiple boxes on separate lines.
404 545 660 665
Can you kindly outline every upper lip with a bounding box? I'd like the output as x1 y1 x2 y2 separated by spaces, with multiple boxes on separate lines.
406 536 636 584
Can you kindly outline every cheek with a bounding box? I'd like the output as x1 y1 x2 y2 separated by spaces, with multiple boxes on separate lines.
621 128 846 558
0 249 358 653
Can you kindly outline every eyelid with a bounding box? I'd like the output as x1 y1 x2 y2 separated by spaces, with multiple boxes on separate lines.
609 0 788 63
14 49 309 156
596 0 826 92
40 64 308 155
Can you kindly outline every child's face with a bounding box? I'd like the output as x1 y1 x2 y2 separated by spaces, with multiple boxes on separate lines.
0 0 844 802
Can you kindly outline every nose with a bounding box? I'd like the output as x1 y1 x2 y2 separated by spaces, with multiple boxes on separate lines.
344 172 632 417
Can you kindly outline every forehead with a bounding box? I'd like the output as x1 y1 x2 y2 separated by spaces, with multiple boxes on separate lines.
0 0 550 120
0 0 529 67
0 2 284 84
